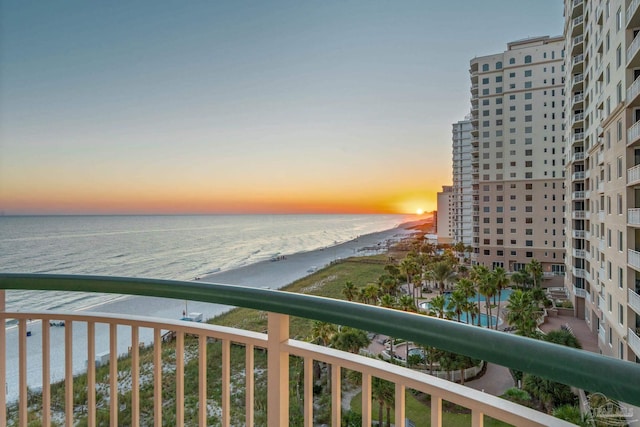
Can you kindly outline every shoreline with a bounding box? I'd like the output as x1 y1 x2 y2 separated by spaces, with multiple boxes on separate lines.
3 220 425 402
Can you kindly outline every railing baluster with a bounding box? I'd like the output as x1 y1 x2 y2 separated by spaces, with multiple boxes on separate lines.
431 395 442 427
245 343 254 427
303 356 313 427
109 323 118 426
395 383 405 427
131 326 140 427
154 328 162 427
87 321 96 427
65 321 73 427
199 335 207 427
18 318 26 427
42 320 51 426
331 364 340 426
472 409 484 427
176 331 184 427
267 313 289 427
361 373 371 427
221 338 231 427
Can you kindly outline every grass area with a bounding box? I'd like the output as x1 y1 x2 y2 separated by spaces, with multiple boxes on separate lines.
209 254 389 339
349 390 513 427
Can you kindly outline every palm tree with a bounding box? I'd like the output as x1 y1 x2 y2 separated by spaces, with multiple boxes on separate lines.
378 294 396 309
400 258 420 303
342 281 357 301
330 326 371 354
490 267 509 330
447 289 467 323
543 329 582 349
428 294 448 319
379 276 399 297
430 260 456 295
505 289 540 337
372 377 394 426
397 294 416 312
526 259 543 289
363 283 380 305
470 265 489 326
478 275 497 328
510 269 531 289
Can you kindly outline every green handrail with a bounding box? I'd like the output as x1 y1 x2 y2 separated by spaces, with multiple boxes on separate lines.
1 273 639 406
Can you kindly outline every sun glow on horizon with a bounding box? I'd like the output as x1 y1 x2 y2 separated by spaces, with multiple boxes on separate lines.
416 208 424 215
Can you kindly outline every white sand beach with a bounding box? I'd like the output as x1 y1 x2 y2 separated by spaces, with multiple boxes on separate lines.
3 224 416 402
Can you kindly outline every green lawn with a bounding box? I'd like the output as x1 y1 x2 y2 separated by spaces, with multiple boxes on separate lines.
349 390 513 427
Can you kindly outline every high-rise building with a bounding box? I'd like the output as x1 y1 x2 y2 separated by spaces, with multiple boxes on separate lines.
468 36 566 285
451 118 475 252
564 0 640 362
436 185 454 244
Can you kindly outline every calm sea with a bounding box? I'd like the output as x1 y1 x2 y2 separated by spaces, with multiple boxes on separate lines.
0 214 406 311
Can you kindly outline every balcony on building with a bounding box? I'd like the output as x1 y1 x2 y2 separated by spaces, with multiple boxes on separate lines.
571 73 584 91
629 248 640 271
5 274 637 426
571 0 583 17
628 118 640 147
630 288 640 316
628 0 640 29
571 151 585 162
628 30 640 68
571 34 584 57
598 324 606 343
629 327 640 359
571 111 584 127
573 248 586 258
573 91 584 105
573 229 586 238
572 131 584 144
571 53 584 73
598 294 605 313
571 14 584 37
571 170 585 181
572 190 586 200
628 75 640 108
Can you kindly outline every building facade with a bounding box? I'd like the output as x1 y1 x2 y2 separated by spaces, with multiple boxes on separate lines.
469 36 567 283
564 0 640 362
436 185 454 244
451 118 475 252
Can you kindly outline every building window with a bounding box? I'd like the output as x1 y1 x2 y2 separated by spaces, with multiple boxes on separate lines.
616 45 622 68
619 303 623 325
509 58 515 65
619 230 623 252
524 92 532 100
617 157 622 178
482 64 489 72
526 251 533 258
619 267 624 288
524 55 532 64
616 6 622 31
617 120 623 141
496 61 502 70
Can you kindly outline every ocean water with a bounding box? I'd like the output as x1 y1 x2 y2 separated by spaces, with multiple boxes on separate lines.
0 214 406 312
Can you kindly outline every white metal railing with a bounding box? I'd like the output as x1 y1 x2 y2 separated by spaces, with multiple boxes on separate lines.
572 191 586 199
629 328 640 358
599 267 606 279
628 164 640 185
572 171 585 180
573 35 584 47
573 132 585 143
597 151 604 165
598 295 605 312
572 112 584 124
629 248 640 270
573 0 582 8
629 288 640 315
573 248 586 258
629 208 640 225
573 54 584 66
628 32 640 64
629 120 640 146
573 15 584 27
599 325 606 343
628 76 640 104
573 284 587 297
572 151 585 161
572 211 586 219
573 73 584 85
573 92 584 103
0 310 574 427
627 0 640 27
573 230 586 238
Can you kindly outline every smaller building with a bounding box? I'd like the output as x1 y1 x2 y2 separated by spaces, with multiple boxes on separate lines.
436 186 454 245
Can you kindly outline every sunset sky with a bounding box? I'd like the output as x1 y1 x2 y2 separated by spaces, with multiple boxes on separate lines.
1 1 563 215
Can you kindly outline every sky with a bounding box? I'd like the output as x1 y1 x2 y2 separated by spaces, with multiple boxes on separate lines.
0 1 564 215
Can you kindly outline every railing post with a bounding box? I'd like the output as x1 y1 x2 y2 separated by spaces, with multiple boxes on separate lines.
267 313 289 427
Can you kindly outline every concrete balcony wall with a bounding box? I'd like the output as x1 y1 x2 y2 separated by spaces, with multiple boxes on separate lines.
629 288 640 315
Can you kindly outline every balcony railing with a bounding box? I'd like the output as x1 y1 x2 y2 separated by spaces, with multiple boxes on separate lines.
628 164 640 185
573 284 587 297
572 132 585 143
573 230 586 238
599 325 606 343
629 208 640 225
629 288 640 315
573 15 584 27
571 171 585 180
572 191 586 199
629 248 640 270
627 32 640 65
628 0 640 27
598 294 605 312
572 112 584 124
5 274 634 426
573 92 584 103
629 328 640 358
572 151 585 162
629 120 640 146
628 75 640 105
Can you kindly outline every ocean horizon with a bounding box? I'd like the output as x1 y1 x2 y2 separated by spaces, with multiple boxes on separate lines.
0 214 411 312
